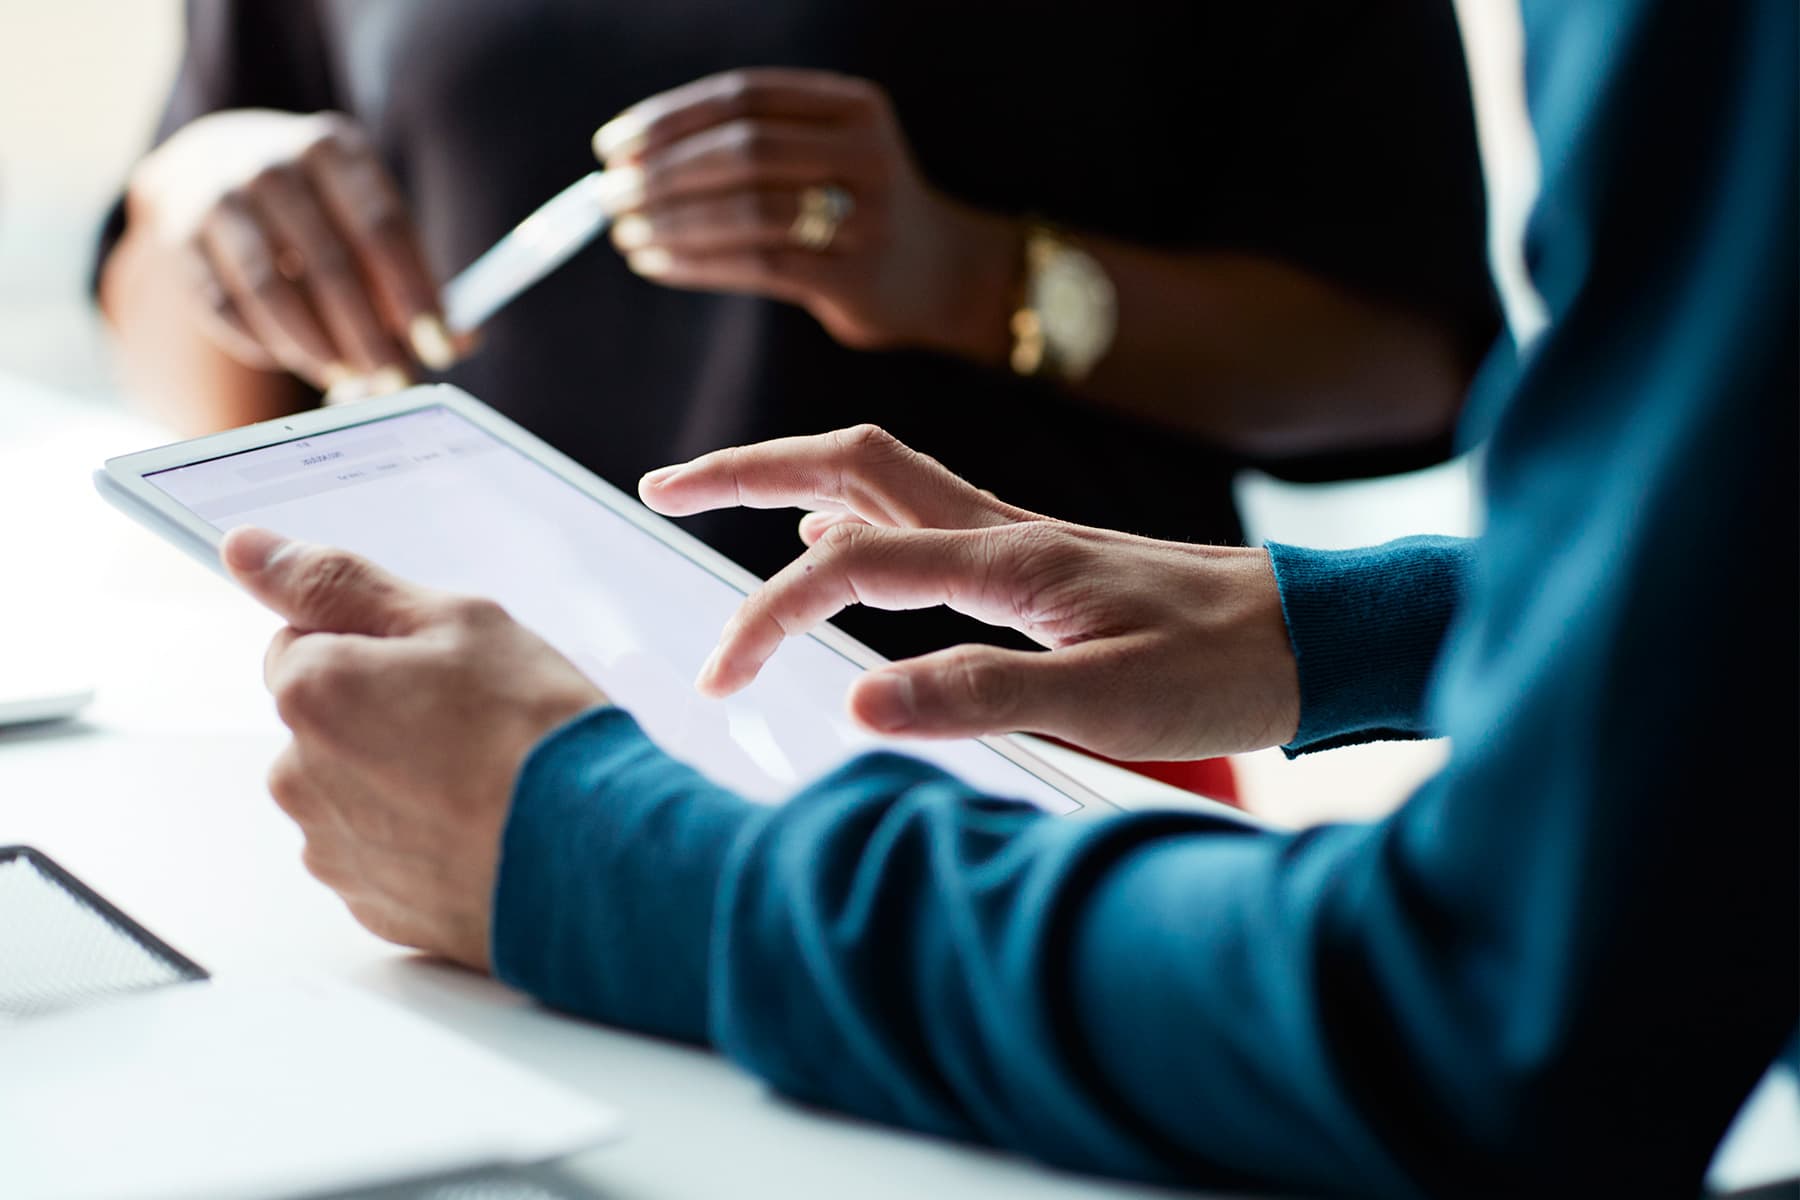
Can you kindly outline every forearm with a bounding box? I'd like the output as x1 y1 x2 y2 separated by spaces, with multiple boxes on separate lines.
100 222 311 435
934 210 1471 456
1082 243 1470 455
495 670 1788 1197
492 707 759 1042
493 707 1303 1185
490 707 1584 1197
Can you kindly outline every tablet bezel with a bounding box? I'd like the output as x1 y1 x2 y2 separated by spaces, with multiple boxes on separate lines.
97 384 1119 816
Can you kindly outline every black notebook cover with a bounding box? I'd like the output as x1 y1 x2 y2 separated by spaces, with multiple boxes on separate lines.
0 844 207 1020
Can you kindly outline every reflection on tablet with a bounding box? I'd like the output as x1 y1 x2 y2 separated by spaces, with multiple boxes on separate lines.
145 406 1083 813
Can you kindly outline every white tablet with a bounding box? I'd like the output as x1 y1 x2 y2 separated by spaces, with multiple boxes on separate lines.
97 385 1112 816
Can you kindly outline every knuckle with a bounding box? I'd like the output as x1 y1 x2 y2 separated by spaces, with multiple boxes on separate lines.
448 594 508 629
727 120 768 162
998 519 1072 565
814 519 872 560
300 843 348 887
274 672 326 728
215 184 255 218
717 71 757 119
838 423 900 460
274 644 359 728
360 200 411 246
297 139 332 176
313 112 365 153
247 162 297 198
266 754 310 813
309 646 362 696
949 650 1018 716
293 551 365 612
344 897 397 942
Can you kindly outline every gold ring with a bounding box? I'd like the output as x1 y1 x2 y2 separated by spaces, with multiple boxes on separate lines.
790 184 853 252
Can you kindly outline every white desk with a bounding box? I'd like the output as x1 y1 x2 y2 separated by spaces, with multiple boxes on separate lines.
0 376 1215 1200
2 374 1793 1198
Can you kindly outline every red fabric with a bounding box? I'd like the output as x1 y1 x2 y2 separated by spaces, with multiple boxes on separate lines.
1049 742 1241 807
1111 756 1240 807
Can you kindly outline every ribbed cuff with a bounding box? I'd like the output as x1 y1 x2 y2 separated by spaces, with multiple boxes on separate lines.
491 707 760 1044
1266 537 1474 756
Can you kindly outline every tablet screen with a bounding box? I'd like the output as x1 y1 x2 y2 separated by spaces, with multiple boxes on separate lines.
144 406 1084 813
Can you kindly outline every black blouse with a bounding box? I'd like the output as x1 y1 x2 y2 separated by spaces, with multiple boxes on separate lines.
111 0 1498 659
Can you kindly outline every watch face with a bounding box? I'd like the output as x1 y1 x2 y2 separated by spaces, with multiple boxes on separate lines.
1033 246 1116 376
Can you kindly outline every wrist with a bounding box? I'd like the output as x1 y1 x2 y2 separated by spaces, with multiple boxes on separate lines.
919 200 1020 368
1189 544 1302 752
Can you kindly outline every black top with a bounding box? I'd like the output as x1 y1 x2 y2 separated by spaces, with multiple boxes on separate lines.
110 0 1498 659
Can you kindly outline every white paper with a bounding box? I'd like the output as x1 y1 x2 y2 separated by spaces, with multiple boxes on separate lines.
0 976 623 1200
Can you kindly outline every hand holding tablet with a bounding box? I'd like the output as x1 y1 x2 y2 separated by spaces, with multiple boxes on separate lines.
217 525 606 970
96 386 1103 816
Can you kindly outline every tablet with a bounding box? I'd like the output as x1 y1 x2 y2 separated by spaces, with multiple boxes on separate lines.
97 385 1111 816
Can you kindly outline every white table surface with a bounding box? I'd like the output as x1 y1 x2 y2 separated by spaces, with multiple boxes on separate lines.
0 374 1223 1200
2 372 1792 1198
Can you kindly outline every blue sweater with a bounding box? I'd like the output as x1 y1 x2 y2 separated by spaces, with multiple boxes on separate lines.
491 2 1797 1194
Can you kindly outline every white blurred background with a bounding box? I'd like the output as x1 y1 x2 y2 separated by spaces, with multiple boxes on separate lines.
0 2 180 398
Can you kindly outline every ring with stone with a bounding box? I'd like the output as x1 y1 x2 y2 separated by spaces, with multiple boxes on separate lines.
789 184 854 252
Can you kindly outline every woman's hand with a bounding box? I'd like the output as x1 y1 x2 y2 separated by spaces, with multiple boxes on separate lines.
639 426 1301 761
125 109 461 391
593 69 1017 361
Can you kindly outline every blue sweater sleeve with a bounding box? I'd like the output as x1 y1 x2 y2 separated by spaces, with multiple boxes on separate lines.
492 707 757 1042
1268 536 1475 754
494 3 1796 1194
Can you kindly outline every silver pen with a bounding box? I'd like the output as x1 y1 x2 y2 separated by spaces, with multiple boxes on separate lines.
442 170 621 335
324 170 623 404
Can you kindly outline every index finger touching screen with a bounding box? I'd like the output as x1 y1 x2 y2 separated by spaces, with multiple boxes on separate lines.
136 398 1094 814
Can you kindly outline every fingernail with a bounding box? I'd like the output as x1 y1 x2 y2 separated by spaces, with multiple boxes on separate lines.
593 109 650 162
407 313 458 371
340 368 412 401
628 247 673 278
221 526 292 573
639 463 686 490
694 645 724 692
592 166 648 215
368 365 412 394
326 365 414 406
611 213 655 252
320 362 358 391
857 673 916 733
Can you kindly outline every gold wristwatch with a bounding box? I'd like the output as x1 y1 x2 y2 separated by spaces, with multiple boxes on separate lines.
1008 223 1117 384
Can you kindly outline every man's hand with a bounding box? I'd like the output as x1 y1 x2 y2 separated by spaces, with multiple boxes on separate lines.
221 527 605 970
640 426 1301 761
591 69 1018 362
